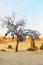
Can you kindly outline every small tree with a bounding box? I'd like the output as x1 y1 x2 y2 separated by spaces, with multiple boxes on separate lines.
31 30 40 49
30 30 41 49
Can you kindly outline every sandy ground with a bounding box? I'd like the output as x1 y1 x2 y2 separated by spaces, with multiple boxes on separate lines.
0 42 41 51
0 51 43 65
0 42 31 51
0 42 42 65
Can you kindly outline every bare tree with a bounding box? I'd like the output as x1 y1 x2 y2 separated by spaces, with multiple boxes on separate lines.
2 13 41 51
2 14 26 51
23 29 41 48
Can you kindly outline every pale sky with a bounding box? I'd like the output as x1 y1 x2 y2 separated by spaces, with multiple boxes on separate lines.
0 0 43 36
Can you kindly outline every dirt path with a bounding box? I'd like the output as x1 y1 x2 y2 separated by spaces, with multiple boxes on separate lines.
0 51 43 65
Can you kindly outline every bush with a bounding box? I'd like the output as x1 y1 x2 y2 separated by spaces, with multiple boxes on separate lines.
40 44 43 50
0 49 6 52
8 45 12 49
27 47 33 51
27 46 38 51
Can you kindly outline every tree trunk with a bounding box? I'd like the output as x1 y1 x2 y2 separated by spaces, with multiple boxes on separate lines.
31 38 35 49
15 36 19 52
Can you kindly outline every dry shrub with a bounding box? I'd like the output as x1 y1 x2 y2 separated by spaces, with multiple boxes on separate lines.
27 46 38 51
0 49 6 52
27 47 33 51
8 45 12 49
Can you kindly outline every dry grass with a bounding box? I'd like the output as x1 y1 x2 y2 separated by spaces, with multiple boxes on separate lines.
0 36 43 51
0 36 42 44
